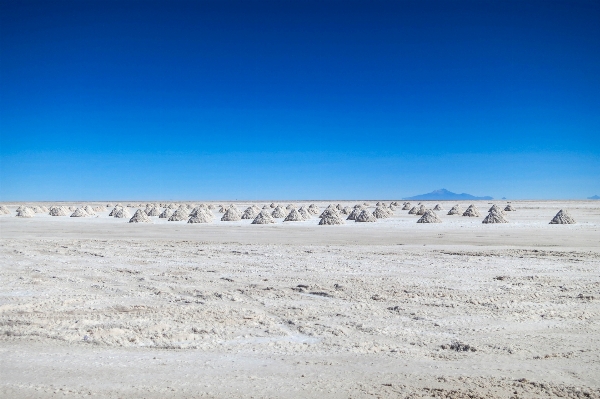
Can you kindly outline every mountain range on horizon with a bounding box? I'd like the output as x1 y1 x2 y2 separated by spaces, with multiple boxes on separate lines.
403 189 494 201
589 195 600 200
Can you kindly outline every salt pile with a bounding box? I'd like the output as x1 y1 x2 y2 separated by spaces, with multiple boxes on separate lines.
241 207 259 220
319 209 344 225
70 208 88 217
286 204 295 210
252 210 275 224
262 205 270 209
84 205 96 215
482 210 509 224
355 209 377 222
49 206 68 216
168 203 177 209
402 202 411 210
415 205 427 215
271 206 287 218
373 206 391 219
408 206 419 215
106 203 114 208
109 206 121 216
113 208 130 219
297 206 311 220
93 206 104 212
462 205 480 217
417 210 442 223
159 209 174 219
433 204 443 211
346 208 362 221
16 207 35 218
341 206 352 215
221 206 242 221
308 204 320 215
32 206 44 213
284 208 304 222
550 209 576 224
168 209 189 221
218 205 227 213
188 209 213 223
129 209 152 223
447 205 462 215
504 204 516 211
146 207 160 216
208 204 216 210
0 205 10 214
488 204 504 214
270 203 277 208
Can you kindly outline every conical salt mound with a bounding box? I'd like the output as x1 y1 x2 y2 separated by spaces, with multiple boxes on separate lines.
286 204 295 210
340 206 352 215
308 204 320 215
32 206 44 213
319 212 344 225
271 206 287 218
70 208 88 217
504 204 516 211
433 204 443 211
297 206 311 220
417 210 442 223
447 205 462 215
402 202 411 210
113 207 130 218
0 205 9 214
93 206 104 212
415 205 427 215
488 204 504 214
129 209 152 223
462 205 480 217
252 210 275 224
68 206 76 211
169 209 188 221
376 201 383 207
16 207 35 218
550 209 576 224
188 211 212 223
241 207 259 220
284 208 304 222
146 207 160 216
346 208 362 221
208 204 216 210
408 206 419 215
49 206 68 216
159 208 173 219
221 207 242 221
319 208 340 219
262 205 270 209
482 210 509 224
269 203 277 208
109 206 121 216
84 205 96 215
373 207 391 219
355 209 377 222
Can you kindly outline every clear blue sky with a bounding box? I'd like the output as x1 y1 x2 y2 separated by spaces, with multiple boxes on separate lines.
1 0 598 200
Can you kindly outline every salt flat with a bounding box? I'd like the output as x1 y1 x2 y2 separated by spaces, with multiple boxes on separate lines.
1 200 599 398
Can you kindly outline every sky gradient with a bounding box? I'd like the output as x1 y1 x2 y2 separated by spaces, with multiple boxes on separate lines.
1 0 599 200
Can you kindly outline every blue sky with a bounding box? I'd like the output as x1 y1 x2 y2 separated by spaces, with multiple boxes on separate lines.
1 0 599 200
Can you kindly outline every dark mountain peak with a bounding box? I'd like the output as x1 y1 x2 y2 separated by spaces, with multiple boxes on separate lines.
403 189 493 201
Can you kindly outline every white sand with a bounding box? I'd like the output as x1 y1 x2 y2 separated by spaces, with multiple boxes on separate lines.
0 200 599 398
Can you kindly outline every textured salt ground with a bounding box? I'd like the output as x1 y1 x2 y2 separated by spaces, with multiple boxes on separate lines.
1 200 600 398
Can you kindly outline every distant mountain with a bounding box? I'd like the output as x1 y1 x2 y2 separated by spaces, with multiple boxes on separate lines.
403 188 493 201
589 195 600 200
